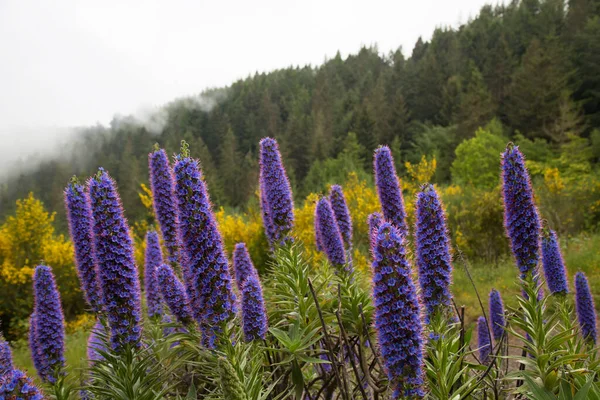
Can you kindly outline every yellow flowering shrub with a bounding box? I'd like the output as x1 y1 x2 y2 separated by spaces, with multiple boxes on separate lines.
343 172 381 248
292 193 324 263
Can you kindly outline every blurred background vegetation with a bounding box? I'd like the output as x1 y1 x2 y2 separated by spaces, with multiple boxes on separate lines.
2 0 600 340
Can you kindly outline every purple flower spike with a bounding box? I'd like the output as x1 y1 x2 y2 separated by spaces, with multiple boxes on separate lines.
259 137 295 247
149 147 181 264
0 369 44 400
157 264 194 325
575 272 598 344
489 289 506 342
0 340 13 378
371 223 425 398
64 180 102 312
368 212 383 255
477 316 491 364
145 230 164 319
374 146 408 235
87 321 106 364
415 184 453 322
329 185 353 249
32 265 65 383
541 228 569 295
232 243 258 292
501 144 541 276
314 211 324 252
28 314 42 377
174 149 236 342
241 275 268 342
315 198 348 271
88 169 142 351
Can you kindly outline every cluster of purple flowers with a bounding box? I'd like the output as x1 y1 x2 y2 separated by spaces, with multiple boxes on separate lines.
575 272 597 344
31 265 65 383
329 185 352 249
489 289 506 342
259 138 295 247
541 228 569 295
88 169 142 350
145 230 164 319
477 317 491 364
87 321 106 364
64 180 102 312
0 369 44 399
174 152 236 345
157 264 194 325
315 198 348 272
374 146 408 235
371 222 425 398
0 340 13 378
414 184 453 322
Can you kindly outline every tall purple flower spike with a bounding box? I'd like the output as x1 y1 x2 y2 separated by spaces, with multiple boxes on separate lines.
0 369 44 400
174 144 236 346
157 264 194 325
145 230 164 319
415 184 453 322
314 210 324 252
329 185 353 249
259 137 295 247
149 147 181 265
477 316 491 364
240 275 269 342
28 314 42 377
32 265 65 383
541 228 569 295
64 180 102 312
0 340 13 378
315 198 348 272
88 168 142 351
368 212 383 256
575 272 598 344
232 243 258 292
87 320 106 364
374 146 408 235
371 222 425 399
489 289 506 342
501 144 541 277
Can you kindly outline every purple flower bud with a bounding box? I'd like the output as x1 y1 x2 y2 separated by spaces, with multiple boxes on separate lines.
368 212 383 256
477 316 491 364
415 184 453 322
0 340 13 378
371 223 425 398
88 169 142 351
32 265 65 383
157 264 194 325
501 144 541 276
149 148 181 264
64 181 102 312
541 229 569 295
174 153 236 342
489 289 506 342
575 272 597 344
259 138 294 247
374 146 408 235
315 198 348 271
145 231 164 318
0 369 44 400
28 314 42 377
329 185 352 249
232 243 258 292
87 320 105 364
240 275 268 342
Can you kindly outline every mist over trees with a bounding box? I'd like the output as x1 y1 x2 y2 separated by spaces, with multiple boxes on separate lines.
1 0 599 229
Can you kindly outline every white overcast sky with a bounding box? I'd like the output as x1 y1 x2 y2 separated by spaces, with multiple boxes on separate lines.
0 0 497 175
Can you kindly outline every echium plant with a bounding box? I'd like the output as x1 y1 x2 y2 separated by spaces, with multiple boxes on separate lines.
28 313 42 376
145 230 164 319
415 184 453 323
574 272 597 344
315 197 348 272
368 212 383 255
64 179 102 312
0 369 44 400
477 316 491 365
31 265 65 383
240 275 268 342
0 339 13 377
87 321 105 364
259 137 295 247
501 144 541 277
88 168 142 350
148 146 181 265
374 146 408 235
329 184 352 249
157 264 194 326
541 227 569 295
489 289 506 342
371 222 425 398
174 142 236 346
232 242 258 292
